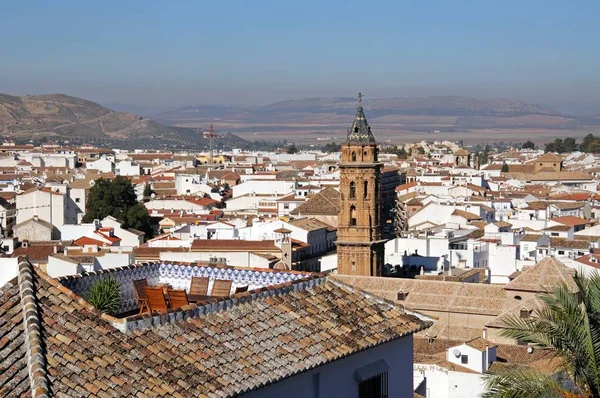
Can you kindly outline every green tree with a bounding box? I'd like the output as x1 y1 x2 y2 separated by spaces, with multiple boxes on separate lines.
322 142 341 153
143 183 153 198
522 140 536 149
395 146 408 159
501 163 509 172
545 138 565 153
581 134 600 153
563 137 578 152
484 272 600 398
382 145 408 159
122 203 154 237
478 152 488 166
588 141 600 154
82 176 153 237
287 144 298 154
478 144 492 166
580 134 596 152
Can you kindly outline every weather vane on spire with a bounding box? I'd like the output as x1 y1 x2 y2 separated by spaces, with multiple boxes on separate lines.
358 92 363 104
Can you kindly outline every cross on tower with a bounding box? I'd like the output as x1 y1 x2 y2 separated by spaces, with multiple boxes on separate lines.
358 92 363 104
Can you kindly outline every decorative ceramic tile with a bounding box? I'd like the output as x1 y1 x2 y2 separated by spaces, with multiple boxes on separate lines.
60 262 306 313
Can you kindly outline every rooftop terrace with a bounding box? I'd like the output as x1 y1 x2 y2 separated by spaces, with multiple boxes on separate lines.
57 261 316 332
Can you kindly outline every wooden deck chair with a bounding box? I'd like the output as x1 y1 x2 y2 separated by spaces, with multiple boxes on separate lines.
234 285 249 294
167 289 190 309
211 279 233 297
145 286 168 312
190 276 209 296
132 279 149 313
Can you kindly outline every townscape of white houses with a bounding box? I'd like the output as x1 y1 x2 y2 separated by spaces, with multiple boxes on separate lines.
1 106 598 396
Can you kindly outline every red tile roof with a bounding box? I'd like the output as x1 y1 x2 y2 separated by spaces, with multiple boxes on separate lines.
95 230 121 244
395 181 418 192
185 197 219 206
73 236 107 246
11 244 67 263
574 254 600 269
550 216 591 226
191 239 279 252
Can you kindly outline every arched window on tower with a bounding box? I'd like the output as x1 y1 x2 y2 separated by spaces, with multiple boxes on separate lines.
351 151 356 162
349 181 356 199
363 180 368 199
350 205 357 226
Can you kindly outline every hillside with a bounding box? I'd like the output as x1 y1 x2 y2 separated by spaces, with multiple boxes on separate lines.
156 95 571 128
258 96 559 116
0 93 248 149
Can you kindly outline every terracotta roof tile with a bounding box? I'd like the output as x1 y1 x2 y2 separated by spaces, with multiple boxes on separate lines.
0 262 429 396
520 234 545 242
12 243 68 263
331 275 506 316
549 216 591 226
549 237 589 249
290 187 340 216
505 257 577 293
191 239 279 252
288 217 333 232
451 209 482 221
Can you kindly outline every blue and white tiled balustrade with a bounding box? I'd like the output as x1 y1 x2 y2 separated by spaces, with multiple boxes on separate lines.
60 263 307 315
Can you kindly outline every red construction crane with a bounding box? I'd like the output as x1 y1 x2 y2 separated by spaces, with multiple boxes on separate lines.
203 124 216 163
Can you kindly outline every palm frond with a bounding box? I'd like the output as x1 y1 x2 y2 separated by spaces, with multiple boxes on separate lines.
483 365 567 398
496 269 600 397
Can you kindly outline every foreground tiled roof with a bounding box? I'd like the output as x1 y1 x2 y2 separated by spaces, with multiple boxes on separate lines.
1 261 428 397
0 266 46 396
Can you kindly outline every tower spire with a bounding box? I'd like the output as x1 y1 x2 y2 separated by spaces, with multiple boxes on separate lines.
346 92 376 144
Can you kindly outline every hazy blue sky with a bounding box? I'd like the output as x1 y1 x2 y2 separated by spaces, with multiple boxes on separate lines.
1 0 599 113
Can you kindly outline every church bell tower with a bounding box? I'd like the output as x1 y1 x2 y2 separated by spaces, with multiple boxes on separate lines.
336 93 385 276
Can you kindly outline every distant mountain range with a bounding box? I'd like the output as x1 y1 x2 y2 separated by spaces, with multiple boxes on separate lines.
0 93 248 149
157 96 558 119
155 96 590 130
1 93 595 148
